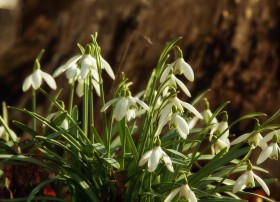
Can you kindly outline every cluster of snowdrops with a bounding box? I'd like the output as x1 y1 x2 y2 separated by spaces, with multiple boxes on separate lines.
0 34 280 201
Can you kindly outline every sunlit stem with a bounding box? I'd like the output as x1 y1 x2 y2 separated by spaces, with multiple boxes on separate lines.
82 74 89 136
68 80 75 116
89 70 94 143
32 89 36 131
95 46 110 157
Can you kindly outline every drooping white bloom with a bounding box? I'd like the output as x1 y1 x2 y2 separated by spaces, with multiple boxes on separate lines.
261 129 280 144
161 58 194 82
155 112 190 139
257 142 280 164
161 74 191 97
53 55 82 79
164 184 197 202
53 53 115 81
230 132 267 149
233 170 270 196
101 95 150 121
209 118 229 143
138 146 173 172
76 63 101 97
211 136 230 154
22 69 57 92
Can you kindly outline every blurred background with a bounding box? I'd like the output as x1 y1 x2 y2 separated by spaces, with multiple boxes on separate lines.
0 0 280 200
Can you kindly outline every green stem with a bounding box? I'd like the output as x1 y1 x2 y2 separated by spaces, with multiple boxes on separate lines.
82 75 89 136
68 80 75 116
32 89 36 131
89 73 94 143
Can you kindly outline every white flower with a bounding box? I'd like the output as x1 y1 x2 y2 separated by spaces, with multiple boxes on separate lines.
211 136 230 154
155 112 190 139
138 146 173 172
53 55 82 78
76 63 101 97
161 74 191 97
261 129 280 144
101 95 150 121
53 53 115 81
161 58 194 82
233 170 270 196
230 132 267 149
202 108 218 126
257 134 280 164
22 69 57 91
164 184 197 202
209 118 229 143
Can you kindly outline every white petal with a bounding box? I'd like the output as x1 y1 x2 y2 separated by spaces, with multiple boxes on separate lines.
41 71 57 90
64 55 82 69
233 172 248 193
257 145 273 164
138 150 153 166
134 98 150 111
230 133 252 145
76 79 84 97
187 189 197 202
174 114 189 139
66 65 78 79
174 76 191 97
92 79 100 96
22 74 33 92
188 116 199 130
101 56 115 80
126 109 136 121
178 58 194 82
180 101 203 119
158 103 172 126
80 66 90 80
32 70 42 89
114 98 129 121
161 150 174 172
148 147 161 172
101 98 119 112
253 173 270 196
53 65 65 78
61 119 69 130
262 129 280 143
160 64 172 83
164 188 180 202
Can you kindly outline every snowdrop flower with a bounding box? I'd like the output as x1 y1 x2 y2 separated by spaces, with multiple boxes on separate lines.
158 97 202 127
211 136 230 154
161 57 194 83
139 141 173 172
53 55 82 79
160 73 191 97
233 161 270 196
261 129 280 144
257 134 280 164
230 132 267 149
22 60 57 92
164 184 197 202
101 94 150 121
201 99 218 126
209 114 229 142
76 68 101 97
